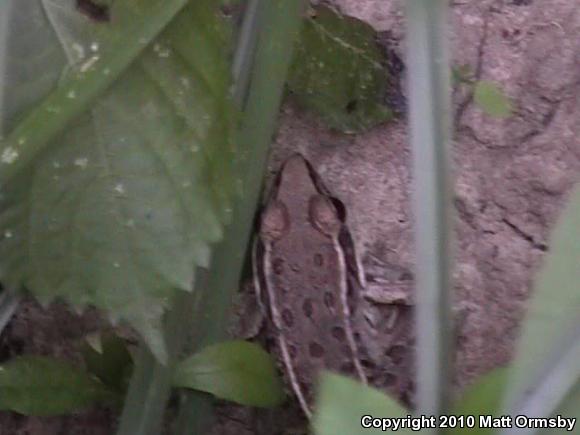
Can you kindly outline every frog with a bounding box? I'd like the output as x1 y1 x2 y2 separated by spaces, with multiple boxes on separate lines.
252 153 368 418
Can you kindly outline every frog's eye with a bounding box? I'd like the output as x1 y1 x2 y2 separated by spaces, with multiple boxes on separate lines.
260 200 289 242
309 194 341 237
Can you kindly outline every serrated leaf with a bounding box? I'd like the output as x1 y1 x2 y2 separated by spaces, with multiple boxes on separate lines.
0 356 118 416
452 368 509 435
0 0 237 363
502 186 580 428
287 5 397 133
473 80 512 118
81 331 133 393
173 340 285 407
313 373 412 435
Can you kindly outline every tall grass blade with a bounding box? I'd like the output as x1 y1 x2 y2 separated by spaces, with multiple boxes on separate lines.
502 327 580 435
404 0 453 422
501 186 580 434
116 289 203 435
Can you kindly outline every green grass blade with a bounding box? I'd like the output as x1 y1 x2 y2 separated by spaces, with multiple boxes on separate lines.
500 186 580 435
172 1 308 433
231 0 260 106
116 289 203 435
404 0 453 421
502 330 579 435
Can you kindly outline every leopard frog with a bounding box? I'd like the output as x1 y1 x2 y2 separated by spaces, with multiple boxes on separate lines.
253 154 367 417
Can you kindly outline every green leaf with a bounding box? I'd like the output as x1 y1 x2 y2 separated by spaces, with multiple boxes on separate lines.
287 5 397 133
81 331 133 393
0 0 66 134
451 368 509 434
0 356 117 416
173 340 285 407
473 80 512 118
502 186 580 427
0 0 237 363
313 373 412 435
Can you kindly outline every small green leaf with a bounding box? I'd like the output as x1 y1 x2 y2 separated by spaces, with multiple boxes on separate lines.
451 367 509 434
173 341 285 407
313 373 412 435
81 331 133 393
473 80 512 118
0 356 117 416
287 5 398 133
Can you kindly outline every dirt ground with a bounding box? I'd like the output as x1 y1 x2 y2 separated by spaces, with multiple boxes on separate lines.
1 0 580 433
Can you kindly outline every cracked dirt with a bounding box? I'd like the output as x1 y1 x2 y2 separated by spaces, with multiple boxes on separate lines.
1 0 579 433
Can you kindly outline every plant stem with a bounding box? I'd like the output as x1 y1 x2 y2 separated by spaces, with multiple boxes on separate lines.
116 287 203 435
404 0 453 422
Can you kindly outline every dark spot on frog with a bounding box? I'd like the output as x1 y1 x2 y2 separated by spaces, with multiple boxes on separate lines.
288 344 298 359
512 0 532 5
313 253 324 266
302 298 314 318
282 309 294 327
385 344 407 365
323 291 335 309
273 257 284 275
76 0 111 22
331 326 345 340
361 359 375 369
309 342 325 358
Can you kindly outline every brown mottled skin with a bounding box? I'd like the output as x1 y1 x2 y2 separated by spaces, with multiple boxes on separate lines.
254 154 366 417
